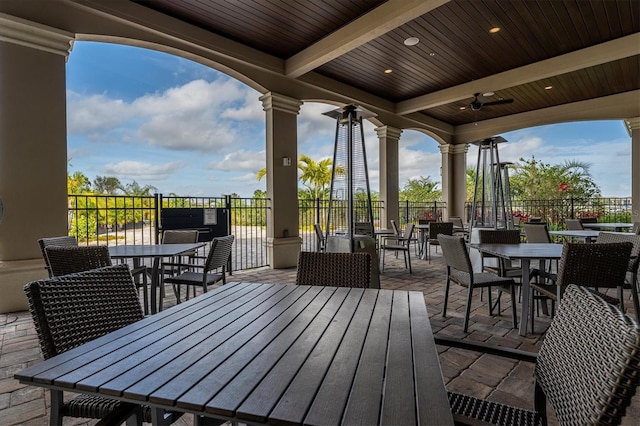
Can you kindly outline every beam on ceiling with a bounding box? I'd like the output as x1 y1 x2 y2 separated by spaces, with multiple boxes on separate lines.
397 33 640 115
285 0 448 78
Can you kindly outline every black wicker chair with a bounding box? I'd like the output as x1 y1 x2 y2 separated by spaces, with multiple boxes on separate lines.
435 285 640 425
44 245 150 316
296 251 371 288
164 235 234 303
45 245 112 277
23 265 183 425
530 241 632 332
595 232 640 321
38 236 78 277
437 234 518 333
425 221 454 262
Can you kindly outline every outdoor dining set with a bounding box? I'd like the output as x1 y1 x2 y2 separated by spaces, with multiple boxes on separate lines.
12 217 640 425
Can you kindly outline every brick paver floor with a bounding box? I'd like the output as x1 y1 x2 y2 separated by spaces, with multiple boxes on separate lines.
1 249 638 425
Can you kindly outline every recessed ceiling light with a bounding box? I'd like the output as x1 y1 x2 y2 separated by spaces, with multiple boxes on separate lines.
404 37 419 46
545 85 553 90
483 91 494 97
489 27 501 33
384 69 393 74
459 106 466 111
429 52 436 57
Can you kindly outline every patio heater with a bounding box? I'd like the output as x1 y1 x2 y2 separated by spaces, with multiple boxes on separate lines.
324 104 376 251
470 136 513 230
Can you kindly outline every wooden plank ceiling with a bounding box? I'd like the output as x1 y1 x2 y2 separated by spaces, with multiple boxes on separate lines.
133 0 640 127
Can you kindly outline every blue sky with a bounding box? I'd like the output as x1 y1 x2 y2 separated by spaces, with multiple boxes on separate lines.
66 41 632 198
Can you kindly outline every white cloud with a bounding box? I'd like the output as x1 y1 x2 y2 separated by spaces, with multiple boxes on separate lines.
101 160 185 181
221 90 263 121
207 149 265 172
67 92 131 134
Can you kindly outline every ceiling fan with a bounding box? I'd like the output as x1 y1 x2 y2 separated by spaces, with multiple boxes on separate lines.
468 92 513 111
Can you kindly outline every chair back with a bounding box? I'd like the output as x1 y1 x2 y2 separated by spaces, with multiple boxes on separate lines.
437 234 472 274
565 219 583 230
528 217 543 223
428 222 454 240
418 218 436 225
314 223 325 252
535 285 640 425
390 219 400 236
596 232 640 274
162 229 199 244
403 223 415 240
204 235 234 273
38 236 78 277
296 251 371 288
633 222 640 235
556 242 632 290
449 216 465 229
354 222 373 236
579 217 598 224
523 223 552 243
45 245 112 277
478 229 521 244
24 264 144 359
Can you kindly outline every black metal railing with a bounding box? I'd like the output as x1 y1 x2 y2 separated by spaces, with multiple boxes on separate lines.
68 194 633 270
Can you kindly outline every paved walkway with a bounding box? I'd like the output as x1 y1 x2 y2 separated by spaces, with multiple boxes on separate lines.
1 250 638 425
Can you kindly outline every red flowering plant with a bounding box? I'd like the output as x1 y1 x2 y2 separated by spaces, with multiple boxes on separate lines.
559 183 571 193
512 211 529 224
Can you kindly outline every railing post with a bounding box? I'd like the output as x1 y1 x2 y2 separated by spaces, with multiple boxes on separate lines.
570 196 575 219
405 200 409 225
155 193 161 244
316 197 320 226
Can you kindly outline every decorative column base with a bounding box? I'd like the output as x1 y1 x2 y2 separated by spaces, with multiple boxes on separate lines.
0 259 47 313
266 237 302 269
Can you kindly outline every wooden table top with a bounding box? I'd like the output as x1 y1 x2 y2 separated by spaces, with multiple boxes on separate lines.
108 243 205 258
16 282 452 425
472 243 564 260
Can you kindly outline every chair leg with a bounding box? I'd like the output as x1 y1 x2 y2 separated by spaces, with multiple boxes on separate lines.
407 249 412 274
381 249 386 272
510 286 518 329
631 272 640 322
141 273 149 316
463 286 473 333
442 274 451 318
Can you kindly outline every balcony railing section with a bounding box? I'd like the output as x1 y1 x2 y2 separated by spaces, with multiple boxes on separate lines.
68 194 632 271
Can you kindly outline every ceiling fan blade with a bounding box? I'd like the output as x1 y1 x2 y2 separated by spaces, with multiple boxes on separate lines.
482 98 513 107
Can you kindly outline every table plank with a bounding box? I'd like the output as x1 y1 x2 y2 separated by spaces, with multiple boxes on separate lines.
409 291 453 424
268 289 377 425
381 291 416 424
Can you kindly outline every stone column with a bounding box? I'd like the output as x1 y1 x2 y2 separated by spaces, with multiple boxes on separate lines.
628 118 640 223
0 15 73 312
376 126 402 228
440 143 469 220
260 92 303 268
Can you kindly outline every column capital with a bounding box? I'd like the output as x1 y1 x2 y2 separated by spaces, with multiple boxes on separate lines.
0 13 74 58
259 92 303 115
375 125 402 140
439 143 469 155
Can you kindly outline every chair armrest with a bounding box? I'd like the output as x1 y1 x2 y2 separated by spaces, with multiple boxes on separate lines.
434 336 538 363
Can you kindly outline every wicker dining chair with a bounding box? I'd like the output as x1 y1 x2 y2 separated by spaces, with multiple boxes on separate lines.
23 265 153 425
435 284 640 426
529 241 632 332
38 236 78 277
596 232 640 321
164 235 234 303
437 234 517 332
296 251 371 288
425 221 454 262
44 244 150 316
45 245 112 277
565 218 584 230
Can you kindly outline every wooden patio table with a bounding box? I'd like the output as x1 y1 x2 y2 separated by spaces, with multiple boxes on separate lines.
471 243 563 336
109 243 206 314
581 222 633 232
15 282 453 426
